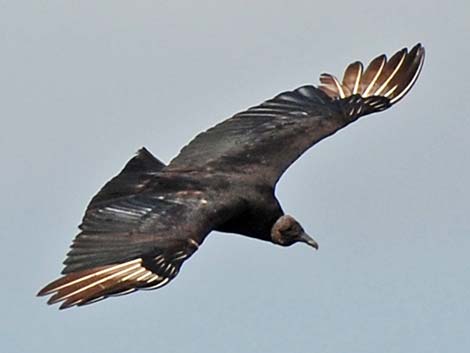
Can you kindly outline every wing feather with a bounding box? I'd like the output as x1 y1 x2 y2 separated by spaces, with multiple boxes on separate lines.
38 166 218 309
168 44 424 186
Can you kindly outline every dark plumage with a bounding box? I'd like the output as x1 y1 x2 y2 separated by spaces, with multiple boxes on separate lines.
38 44 425 309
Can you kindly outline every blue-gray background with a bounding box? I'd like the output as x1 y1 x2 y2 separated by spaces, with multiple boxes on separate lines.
2 1 469 352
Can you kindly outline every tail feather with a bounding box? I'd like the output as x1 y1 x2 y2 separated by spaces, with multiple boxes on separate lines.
319 43 425 107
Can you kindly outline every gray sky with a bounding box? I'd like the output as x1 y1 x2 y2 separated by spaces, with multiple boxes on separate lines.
2 1 469 352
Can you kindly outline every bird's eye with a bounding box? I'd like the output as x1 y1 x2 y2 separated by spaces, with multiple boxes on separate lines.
283 224 298 235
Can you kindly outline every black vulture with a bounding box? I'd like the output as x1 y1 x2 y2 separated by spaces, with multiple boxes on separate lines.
38 44 425 309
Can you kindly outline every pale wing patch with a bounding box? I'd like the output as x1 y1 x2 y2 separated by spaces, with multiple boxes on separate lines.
374 49 407 96
318 44 425 107
389 51 425 104
37 238 199 310
342 61 363 95
361 55 386 97
38 258 171 309
319 73 346 98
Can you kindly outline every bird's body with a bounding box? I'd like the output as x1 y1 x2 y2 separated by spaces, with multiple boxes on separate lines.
215 180 282 242
38 44 425 309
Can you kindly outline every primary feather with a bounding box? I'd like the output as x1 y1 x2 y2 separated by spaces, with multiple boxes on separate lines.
38 44 425 309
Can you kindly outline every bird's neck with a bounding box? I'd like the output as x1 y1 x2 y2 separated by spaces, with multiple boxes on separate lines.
215 187 283 243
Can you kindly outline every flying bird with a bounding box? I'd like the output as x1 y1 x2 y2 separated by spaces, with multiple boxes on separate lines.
38 44 425 309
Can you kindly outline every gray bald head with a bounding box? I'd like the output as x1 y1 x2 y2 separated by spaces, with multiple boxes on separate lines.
270 215 318 249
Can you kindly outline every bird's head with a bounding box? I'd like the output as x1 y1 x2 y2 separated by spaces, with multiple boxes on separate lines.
271 215 318 249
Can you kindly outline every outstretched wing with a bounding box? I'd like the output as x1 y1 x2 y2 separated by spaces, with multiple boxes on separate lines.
38 150 217 309
167 44 425 186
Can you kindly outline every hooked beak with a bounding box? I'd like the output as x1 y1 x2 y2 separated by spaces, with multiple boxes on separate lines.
299 232 319 250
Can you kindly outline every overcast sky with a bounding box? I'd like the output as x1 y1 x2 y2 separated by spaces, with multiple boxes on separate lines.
2 1 469 353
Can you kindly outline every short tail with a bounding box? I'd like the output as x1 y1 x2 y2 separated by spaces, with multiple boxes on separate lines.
319 43 425 109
